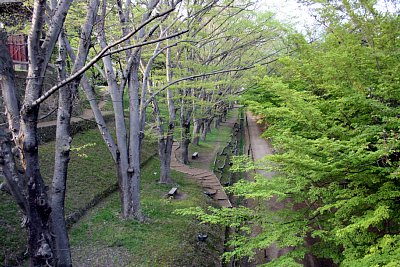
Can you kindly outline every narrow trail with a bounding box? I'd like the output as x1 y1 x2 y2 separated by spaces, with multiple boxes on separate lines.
171 143 232 208
169 113 240 209
245 112 293 265
246 112 321 267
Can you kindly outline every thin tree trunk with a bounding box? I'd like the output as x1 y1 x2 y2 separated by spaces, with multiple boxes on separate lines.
123 0 160 221
180 87 192 165
128 53 144 221
192 118 202 145
100 56 131 218
152 97 171 184
181 121 191 164
153 42 176 183
162 43 177 182
112 90 131 217
200 118 208 141
206 117 212 133
151 43 176 184
214 117 219 128
49 33 72 267
158 136 174 184
64 39 117 161
97 6 131 218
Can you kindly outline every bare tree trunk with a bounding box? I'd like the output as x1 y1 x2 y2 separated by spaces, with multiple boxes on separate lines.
97 3 132 218
158 135 174 184
64 39 117 161
192 118 202 145
181 121 191 164
214 116 219 128
128 53 144 221
223 106 228 121
111 88 131 217
151 43 176 184
99 54 131 217
152 97 174 184
206 117 212 133
200 118 208 141
160 43 176 183
125 0 162 219
49 32 72 267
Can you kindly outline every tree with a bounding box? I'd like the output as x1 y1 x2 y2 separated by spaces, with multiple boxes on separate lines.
174 7 285 162
92 0 187 219
0 0 183 264
216 1 400 265
0 0 98 264
144 0 275 181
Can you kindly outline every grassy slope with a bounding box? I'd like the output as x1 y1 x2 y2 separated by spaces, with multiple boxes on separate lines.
0 124 156 265
70 158 224 267
0 192 24 265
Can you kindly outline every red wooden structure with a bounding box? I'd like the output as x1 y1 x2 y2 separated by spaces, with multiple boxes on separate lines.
7 34 28 64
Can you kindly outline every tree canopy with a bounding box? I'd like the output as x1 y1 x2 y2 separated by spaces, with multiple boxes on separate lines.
234 0 400 265
180 0 400 266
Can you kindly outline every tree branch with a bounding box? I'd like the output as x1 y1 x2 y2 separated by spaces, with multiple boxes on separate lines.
104 29 188 57
41 0 74 72
143 57 279 110
30 7 178 109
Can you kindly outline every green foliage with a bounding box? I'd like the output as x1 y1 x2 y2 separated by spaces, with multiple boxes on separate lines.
0 2 32 34
219 1 400 265
229 155 254 173
176 206 256 261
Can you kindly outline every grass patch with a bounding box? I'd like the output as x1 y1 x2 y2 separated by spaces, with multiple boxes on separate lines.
70 158 224 266
39 124 156 214
0 194 26 265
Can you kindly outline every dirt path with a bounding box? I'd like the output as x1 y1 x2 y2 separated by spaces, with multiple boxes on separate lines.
245 112 293 265
170 112 240 209
170 149 232 208
246 112 325 267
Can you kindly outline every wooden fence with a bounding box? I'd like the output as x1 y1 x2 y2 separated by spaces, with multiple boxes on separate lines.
7 34 28 67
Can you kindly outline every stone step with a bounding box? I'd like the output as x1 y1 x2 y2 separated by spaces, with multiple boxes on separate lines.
170 142 232 208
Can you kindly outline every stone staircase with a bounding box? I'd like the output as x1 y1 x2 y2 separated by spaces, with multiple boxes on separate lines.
170 142 232 208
